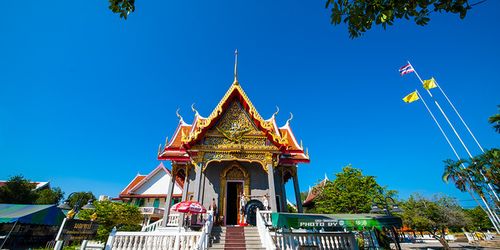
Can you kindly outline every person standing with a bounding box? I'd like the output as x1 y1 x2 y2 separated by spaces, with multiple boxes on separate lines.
210 198 218 224
263 194 269 210
239 192 247 225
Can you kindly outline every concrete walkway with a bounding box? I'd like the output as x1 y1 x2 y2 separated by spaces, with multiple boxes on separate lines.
399 238 500 249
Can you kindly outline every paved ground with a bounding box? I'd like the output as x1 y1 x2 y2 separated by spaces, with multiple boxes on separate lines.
399 239 500 249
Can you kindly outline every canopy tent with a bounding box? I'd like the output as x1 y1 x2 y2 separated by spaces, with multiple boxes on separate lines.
271 212 402 231
0 204 65 226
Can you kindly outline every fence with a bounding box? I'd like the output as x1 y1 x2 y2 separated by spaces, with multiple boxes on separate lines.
105 211 213 250
273 231 359 250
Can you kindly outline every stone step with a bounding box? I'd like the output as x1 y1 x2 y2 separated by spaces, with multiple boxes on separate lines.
210 245 265 249
215 231 260 236
210 244 265 249
214 235 261 241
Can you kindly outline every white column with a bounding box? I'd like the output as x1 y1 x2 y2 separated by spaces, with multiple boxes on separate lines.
281 169 288 212
162 172 175 226
194 163 203 201
293 172 303 213
267 163 278 212
181 166 190 201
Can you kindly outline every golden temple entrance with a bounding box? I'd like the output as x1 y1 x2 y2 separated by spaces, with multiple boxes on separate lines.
220 163 249 225
225 181 243 225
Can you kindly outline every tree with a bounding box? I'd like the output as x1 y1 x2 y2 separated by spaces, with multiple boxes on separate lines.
464 206 493 231
400 194 469 249
0 175 37 204
326 0 485 38
109 0 135 19
109 0 485 38
35 187 64 205
309 165 396 214
79 201 143 242
67 192 96 210
300 191 309 202
443 149 500 232
489 105 500 133
287 203 298 213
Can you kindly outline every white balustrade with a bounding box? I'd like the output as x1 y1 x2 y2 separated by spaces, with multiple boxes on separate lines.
256 209 277 250
195 210 214 250
107 211 214 250
273 231 358 250
260 210 273 226
141 219 163 232
167 213 181 227
106 230 201 250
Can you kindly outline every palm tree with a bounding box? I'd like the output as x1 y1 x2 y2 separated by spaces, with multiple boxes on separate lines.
443 159 500 233
489 105 500 133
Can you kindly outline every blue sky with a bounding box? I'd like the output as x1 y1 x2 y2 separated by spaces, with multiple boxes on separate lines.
1 0 498 207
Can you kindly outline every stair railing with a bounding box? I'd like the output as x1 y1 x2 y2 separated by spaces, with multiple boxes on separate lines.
256 208 277 250
141 218 163 232
195 210 214 250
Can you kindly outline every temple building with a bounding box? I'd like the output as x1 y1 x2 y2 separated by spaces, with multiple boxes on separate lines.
157 55 310 225
117 163 183 225
302 174 329 210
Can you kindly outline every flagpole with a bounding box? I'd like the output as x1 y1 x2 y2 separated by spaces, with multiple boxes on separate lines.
408 61 473 158
415 90 460 160
409 61 500 204
415 90 500 231
434 79 485 152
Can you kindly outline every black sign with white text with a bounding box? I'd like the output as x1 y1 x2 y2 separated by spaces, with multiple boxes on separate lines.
58 219 98 241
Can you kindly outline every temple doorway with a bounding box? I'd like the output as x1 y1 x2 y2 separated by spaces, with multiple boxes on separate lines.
226 181 243 225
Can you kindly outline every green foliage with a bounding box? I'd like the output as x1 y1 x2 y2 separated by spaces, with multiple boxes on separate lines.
79 201 143 242
287 203 298 213
309 165 396 214
0 175 66 205
0 175 37 204
67 192 96 210
35 187 64 205
300 191 308 202
109 0 135 19
444 148 500 197
464 206 493 231
326 0 482 38
489 105 500 133
400 193 468 248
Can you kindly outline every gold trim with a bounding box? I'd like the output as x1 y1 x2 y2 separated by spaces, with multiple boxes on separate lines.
183 82 286 146
220 163 250 224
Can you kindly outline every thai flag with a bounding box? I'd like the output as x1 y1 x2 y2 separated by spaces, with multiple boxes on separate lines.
399 63 414 76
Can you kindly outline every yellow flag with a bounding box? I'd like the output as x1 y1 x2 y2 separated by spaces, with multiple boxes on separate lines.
423 77 437 90
403 91 419 103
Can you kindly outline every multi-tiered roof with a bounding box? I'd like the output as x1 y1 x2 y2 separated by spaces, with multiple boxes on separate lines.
158 65 309 166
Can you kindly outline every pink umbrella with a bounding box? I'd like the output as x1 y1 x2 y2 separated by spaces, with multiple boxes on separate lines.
170 201 207 214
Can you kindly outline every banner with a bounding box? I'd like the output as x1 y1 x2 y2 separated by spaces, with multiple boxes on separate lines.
271 212 402 230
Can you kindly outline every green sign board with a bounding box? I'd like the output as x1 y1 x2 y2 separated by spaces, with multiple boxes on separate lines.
271 213 402 231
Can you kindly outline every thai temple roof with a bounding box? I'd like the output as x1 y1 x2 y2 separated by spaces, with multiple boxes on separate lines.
119 163 183 199
157 79 310 165
303 174 329 207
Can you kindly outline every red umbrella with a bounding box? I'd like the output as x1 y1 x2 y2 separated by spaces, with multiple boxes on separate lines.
170 201 207 214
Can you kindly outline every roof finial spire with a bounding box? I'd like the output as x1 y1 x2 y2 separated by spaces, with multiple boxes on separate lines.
191 103 199 117
233 49 239 84
176 108 184 123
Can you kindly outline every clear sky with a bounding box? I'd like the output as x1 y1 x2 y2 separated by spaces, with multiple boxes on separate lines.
1 0 498 208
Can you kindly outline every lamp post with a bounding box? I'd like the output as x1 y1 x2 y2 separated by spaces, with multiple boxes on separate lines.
54 193 95 250
57 192 95 218
369 196 403 250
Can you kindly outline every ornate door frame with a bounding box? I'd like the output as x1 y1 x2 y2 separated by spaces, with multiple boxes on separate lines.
220 163 250 225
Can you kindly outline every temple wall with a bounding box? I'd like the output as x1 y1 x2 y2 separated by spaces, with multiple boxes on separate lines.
198 161 273 211
248 162 269 199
